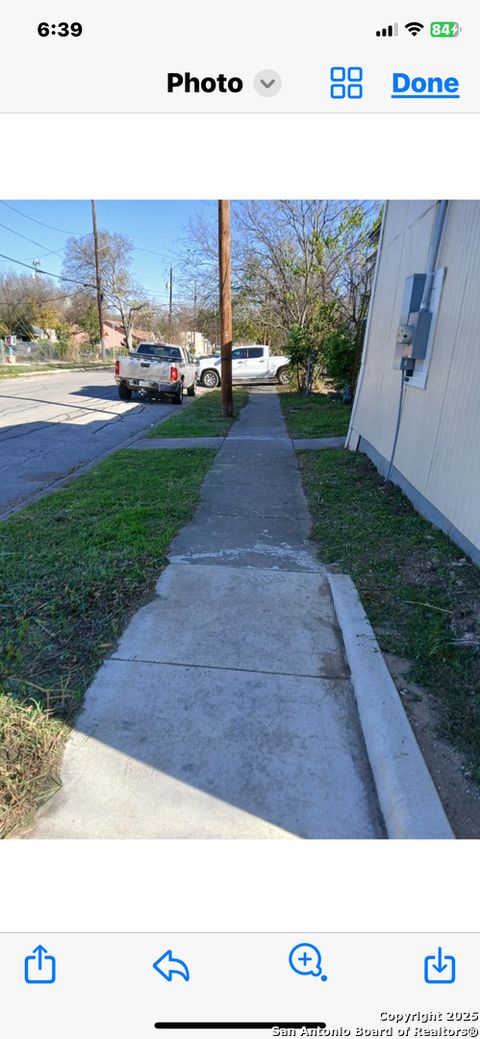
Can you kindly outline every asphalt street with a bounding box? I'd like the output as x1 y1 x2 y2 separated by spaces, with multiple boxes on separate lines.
0 369 191 514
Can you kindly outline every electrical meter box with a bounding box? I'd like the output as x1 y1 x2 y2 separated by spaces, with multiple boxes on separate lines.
394 273 432 371
399 274 425 325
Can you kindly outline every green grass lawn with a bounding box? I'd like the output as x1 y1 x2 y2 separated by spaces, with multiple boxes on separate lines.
0 447 216 837
0 363 112 379
299 448 480 781
279 389 352 438
148 388 249 438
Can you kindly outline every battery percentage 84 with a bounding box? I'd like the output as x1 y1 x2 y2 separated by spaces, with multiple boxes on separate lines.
430 21 461 37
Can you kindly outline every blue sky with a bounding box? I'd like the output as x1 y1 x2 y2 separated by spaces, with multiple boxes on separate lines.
0 200 217 305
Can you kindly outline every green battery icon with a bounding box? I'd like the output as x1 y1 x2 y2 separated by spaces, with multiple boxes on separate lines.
430 21 461 37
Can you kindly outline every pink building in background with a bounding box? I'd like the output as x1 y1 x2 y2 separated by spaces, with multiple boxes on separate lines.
71 320 126 352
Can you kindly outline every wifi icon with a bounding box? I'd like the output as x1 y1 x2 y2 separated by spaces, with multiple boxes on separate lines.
405 21 425 36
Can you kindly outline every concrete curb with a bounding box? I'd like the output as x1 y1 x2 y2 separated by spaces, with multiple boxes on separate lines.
0 365 112 380
327 572 454 840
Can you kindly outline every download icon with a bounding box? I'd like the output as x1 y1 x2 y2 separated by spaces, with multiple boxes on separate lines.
424 947 456 984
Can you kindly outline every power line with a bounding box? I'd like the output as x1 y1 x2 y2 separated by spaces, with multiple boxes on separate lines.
34 292 79 304
0 252 173 308
134 244 181 260
0 252 96 289
18 250 67 262
1 200 182 261
0 220 65 257
0 200 91 237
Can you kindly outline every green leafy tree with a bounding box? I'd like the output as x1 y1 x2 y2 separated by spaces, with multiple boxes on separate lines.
78 301 101 351
320 324 357 390
195 306 219 347
53 321 73 359
287 325 315 391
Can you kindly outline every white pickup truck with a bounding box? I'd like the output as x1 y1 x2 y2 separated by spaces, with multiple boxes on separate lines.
115 342 197 405
196 344 290 388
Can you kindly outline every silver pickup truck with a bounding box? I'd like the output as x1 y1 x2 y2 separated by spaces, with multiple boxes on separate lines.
115 342 197 404
196 344 290 388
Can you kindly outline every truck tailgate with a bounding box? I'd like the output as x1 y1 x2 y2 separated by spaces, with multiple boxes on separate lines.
119 356 171 381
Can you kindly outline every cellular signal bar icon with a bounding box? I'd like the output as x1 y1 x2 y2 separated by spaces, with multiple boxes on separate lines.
376 23 399 37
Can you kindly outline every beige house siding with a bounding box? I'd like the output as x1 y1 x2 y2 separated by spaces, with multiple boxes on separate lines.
347 200 480 561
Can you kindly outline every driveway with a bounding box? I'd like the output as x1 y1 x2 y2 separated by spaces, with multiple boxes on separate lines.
0 370 195 514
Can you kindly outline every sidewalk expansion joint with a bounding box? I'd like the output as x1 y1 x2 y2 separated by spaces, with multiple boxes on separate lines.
167 557 324 574
226 435 290 441
109 655 346 682
181 511 308 520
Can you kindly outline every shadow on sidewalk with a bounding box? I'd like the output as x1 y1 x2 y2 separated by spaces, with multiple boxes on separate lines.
28 390 386 840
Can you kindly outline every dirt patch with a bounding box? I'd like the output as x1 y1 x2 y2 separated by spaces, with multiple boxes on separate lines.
385 652 480 839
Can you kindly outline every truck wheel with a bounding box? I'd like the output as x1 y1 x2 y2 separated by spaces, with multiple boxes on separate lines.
201 369 220 388
277 366 290 385
187 379 196 397
118 384 132 401
172 382 184 405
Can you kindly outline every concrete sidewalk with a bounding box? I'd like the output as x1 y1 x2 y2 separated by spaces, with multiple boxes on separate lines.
30 389 385 838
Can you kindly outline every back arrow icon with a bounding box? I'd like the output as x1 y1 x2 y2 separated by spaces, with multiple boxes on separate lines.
153 950 190 982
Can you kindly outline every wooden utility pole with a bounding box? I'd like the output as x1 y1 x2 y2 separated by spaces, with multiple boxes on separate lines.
168 266 173 339
192 277 198 353
91 200 105 362
218 199 233 417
